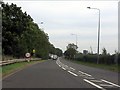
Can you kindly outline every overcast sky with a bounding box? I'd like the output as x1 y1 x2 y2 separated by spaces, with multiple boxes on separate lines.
4 0 118 54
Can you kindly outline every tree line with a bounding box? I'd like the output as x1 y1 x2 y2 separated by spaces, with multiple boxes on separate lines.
64 43 120 65
2 2 62 59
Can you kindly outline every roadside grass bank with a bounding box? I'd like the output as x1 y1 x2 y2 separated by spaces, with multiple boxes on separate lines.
1 60 45 77
65 59 120 72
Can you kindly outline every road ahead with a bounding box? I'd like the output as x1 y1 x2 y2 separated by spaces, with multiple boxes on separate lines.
2 57 120 89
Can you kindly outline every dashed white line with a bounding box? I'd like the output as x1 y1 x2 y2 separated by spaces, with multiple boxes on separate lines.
58 65 61 67
62 67 66 70
84 79 106 90
70 67 75 70
101 79 120 87
68 71 78 76
79 71 91 76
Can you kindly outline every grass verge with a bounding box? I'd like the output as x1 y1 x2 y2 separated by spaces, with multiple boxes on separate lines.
1 60 45 77
66 59 120 72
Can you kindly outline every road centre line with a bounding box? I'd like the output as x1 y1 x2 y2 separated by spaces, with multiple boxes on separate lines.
58 65 61 67
83 79 106 90
68 71 78 77
62 67 66 70
79 71 92 77
70 67 75 70
101 79 120 87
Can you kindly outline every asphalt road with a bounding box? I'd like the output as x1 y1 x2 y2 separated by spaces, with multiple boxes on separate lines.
2 57 120 89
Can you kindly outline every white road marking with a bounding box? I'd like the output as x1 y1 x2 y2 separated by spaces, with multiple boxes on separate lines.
64 65 68 67
68 71 78 76
84 79 106 90
101 79 120 87
90 80 103 83
99 84 114 87
62 67 66 70
56 61 61 67
79 74 87 77
84 77 95 79
56 62 59 65
58 65 61 67
70 67 75 70
78 71 92 76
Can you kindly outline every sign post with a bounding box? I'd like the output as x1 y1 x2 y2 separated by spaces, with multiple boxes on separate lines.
25 53 31 62
33 49 36 57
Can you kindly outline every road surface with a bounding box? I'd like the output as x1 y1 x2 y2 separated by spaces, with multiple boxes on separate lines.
2 57 120 89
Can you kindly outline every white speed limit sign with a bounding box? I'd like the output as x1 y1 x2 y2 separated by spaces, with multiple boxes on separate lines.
25 53 31 58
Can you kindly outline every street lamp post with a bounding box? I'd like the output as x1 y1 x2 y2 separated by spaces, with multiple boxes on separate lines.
87 7 100 64
71 34 78 49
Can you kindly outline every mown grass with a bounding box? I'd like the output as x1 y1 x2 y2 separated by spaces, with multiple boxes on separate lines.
1 60 45 77
66 59 120 72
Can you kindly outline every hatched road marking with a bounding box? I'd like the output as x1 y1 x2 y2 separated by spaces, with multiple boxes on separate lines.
78 71 92 77
70 67 75 70
68 71 78 77
84 79 106 90
56 59 119 89
101 79 120 87
90 80 103 83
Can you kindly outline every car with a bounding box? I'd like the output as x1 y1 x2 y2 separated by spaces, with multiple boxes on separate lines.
52 55 58 60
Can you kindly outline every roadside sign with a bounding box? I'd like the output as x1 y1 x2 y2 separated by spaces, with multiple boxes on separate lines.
33 49 35 53
25 53 31 58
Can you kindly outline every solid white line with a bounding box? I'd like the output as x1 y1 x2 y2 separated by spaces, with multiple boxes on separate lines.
84 79 106 90
70 67 75 70
78 71 91 76
62 67 66 70
68 71 78 76
101 79 120 87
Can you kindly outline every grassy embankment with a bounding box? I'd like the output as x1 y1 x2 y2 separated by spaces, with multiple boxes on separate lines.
66 59 120 72
1 60 45 77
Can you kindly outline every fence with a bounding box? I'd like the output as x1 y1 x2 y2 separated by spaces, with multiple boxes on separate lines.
0 58 41 66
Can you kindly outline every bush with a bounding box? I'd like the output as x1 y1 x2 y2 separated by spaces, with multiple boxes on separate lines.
75 54 97 63
75 53 117 65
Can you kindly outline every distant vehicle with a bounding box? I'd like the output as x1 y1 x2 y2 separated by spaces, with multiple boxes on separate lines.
49 54 58 60
52 55 58 60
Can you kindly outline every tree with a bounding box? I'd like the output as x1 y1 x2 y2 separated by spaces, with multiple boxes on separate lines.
2 2 62 59
55 48 63 57
102 47 107 55
64 43 77 59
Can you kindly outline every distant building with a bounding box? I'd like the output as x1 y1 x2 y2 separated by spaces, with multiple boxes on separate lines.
67 43 78 50
83 50 88 55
